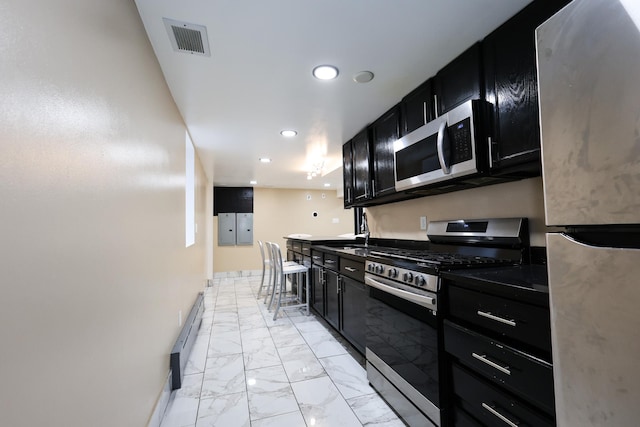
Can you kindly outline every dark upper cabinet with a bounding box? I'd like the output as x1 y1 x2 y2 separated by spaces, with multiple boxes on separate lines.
400 78 436 136
351 128 372 202
483 0 571 175
435 42 483 116
342 140 354 208
370 105 400 199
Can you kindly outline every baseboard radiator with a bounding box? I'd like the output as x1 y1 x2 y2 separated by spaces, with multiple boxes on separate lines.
170 292 204 390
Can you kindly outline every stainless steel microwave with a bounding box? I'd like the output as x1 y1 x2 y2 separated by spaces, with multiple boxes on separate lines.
394 99 490 191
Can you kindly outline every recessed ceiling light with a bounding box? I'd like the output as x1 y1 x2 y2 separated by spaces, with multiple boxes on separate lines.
259 158 271 163
353 70 374 83
250 180 257 185
313 65 339 80
280 130 297 137
324 183 331 187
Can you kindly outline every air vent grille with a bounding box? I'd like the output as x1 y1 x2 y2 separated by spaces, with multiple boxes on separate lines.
163 18 211 57
172 26 204 54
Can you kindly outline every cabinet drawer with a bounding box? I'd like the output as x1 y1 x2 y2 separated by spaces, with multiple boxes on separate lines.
448 286 551 352
311 250 324 265
323 253 339 270
444 321 554 414
292 241 302 253
451 405 483 427
301 243 311 256
452 364 553 427
340 257 364 281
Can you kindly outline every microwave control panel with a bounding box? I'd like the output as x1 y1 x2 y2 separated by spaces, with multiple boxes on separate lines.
450 117 472 165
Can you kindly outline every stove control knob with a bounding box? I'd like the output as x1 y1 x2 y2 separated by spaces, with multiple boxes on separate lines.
415 275 426 287
403 272 414 283
367 264 374 272
376 265 385 274
388 268 398 279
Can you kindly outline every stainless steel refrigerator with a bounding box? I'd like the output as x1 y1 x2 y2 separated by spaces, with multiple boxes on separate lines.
536 0 640 425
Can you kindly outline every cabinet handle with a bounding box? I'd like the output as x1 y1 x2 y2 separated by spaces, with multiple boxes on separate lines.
364 181 369 197
477 310 516 327
371 180 376 197
423 101 427 125
472 352 511 375
488 136 495 168
481 403 519 427
326 259 336 264
434 94 439 118
344 266 357 272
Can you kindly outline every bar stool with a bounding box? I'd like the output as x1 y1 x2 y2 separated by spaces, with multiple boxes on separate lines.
268 242 310 320
256 240 271 299
260 242 297 305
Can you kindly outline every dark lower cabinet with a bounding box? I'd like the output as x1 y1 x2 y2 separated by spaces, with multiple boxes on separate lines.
324 269 340 330
309 249 367 355
443 271 554 427
340 276 367 354
311 262 324 316
451 364 553 427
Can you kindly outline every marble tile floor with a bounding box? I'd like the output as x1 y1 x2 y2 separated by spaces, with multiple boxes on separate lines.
159 272 405 427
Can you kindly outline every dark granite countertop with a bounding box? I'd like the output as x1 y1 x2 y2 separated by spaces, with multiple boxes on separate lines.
441 264 549 306
285 235 358 243
312 244 374 261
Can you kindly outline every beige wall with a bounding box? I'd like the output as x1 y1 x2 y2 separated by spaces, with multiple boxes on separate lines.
366 177 547 246
0 1 207 426
213 188 354 272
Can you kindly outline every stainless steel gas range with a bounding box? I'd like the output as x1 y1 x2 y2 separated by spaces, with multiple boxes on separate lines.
363 218 529 427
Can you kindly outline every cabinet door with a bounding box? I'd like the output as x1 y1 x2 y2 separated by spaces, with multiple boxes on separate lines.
370 105 400 198
435 42 483 116
483 0 571 174
352 128 372 202
324 270 340 330
340 276 367 354
401 78 435 136
342 140 354 207
311 264 325 317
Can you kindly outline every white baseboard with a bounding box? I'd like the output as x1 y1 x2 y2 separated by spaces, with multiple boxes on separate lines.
147 370 172 427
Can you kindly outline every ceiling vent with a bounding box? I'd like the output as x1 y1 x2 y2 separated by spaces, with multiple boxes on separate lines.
163 18 211 57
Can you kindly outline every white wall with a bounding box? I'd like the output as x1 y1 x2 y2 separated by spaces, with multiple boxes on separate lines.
0 1 207 425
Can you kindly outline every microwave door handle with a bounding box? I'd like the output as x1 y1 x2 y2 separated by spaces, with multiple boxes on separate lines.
437 120 451 174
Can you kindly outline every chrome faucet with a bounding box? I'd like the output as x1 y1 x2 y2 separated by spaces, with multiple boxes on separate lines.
361 211 370 247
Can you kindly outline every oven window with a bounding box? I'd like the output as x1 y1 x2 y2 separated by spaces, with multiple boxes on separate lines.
395 133 440 181
366 286 440 407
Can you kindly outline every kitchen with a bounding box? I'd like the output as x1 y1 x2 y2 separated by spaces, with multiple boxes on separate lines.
1 1 639 427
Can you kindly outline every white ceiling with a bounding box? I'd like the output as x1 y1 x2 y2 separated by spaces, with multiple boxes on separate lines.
134 0 532 191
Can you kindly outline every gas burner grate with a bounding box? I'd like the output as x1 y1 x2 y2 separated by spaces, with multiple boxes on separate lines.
370 249 514 267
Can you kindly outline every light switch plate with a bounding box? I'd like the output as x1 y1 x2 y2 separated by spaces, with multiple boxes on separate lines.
420 216 427 230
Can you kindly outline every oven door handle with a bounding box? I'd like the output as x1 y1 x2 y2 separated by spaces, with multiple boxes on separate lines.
365 275 436 310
